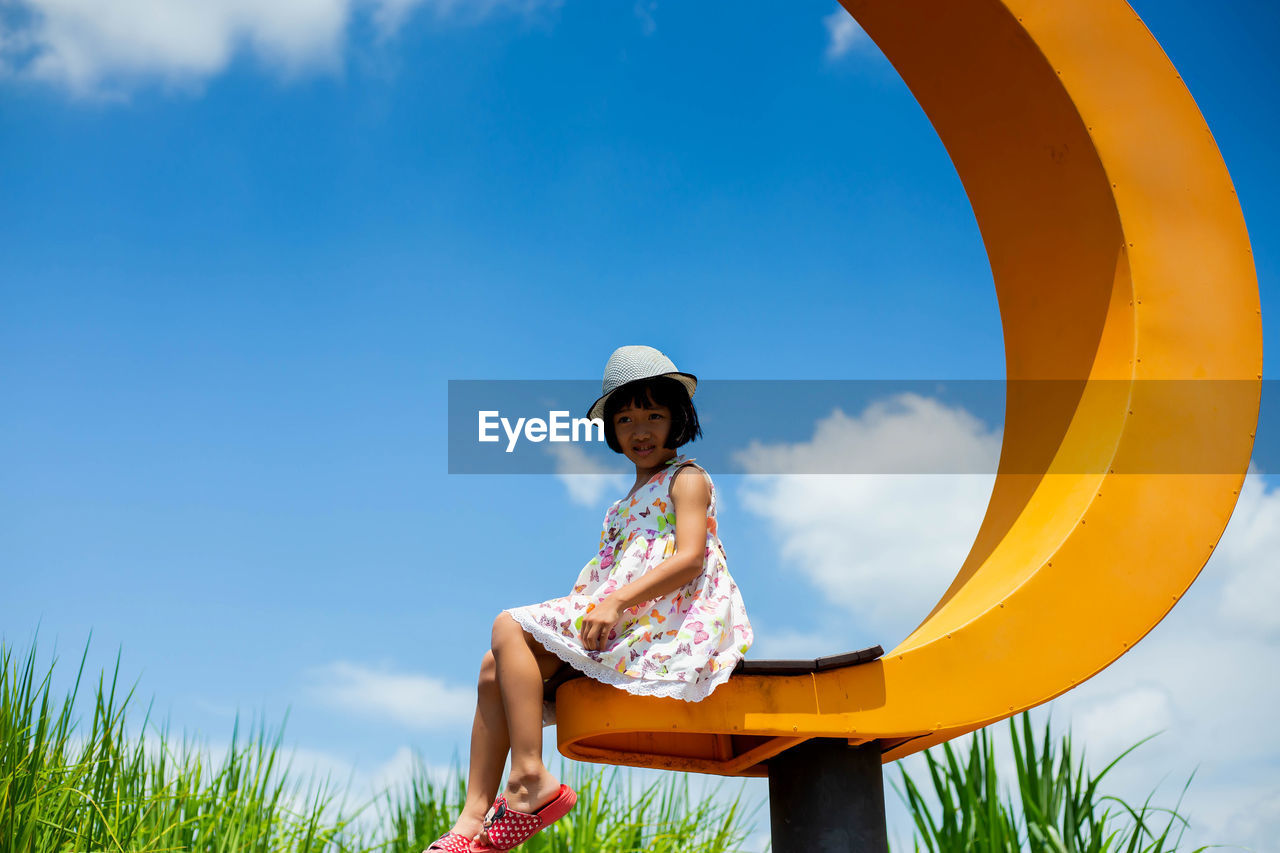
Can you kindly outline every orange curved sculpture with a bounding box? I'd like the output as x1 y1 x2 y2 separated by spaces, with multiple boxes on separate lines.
553 0 1262 773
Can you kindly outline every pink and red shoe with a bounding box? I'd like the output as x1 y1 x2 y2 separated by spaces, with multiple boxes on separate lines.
423 830 495 853
478 784 578 851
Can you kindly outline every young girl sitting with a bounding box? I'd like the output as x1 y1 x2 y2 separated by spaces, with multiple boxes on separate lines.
426 345 753 853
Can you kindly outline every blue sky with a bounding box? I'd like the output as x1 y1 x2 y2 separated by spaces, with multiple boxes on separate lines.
2 0 1278 848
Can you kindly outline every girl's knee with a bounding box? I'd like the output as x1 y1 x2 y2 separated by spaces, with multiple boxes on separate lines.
491 611 520 646
478 649 497 687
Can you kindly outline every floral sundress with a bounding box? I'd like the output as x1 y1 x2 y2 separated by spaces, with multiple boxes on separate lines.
505 453 753 727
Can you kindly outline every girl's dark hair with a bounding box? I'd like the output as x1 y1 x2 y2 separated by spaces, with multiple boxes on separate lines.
601 375 702 454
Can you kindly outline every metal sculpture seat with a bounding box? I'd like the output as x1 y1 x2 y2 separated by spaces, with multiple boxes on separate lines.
542 646 886 777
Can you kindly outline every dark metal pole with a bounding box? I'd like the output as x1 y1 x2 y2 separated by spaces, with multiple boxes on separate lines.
766 738 888 853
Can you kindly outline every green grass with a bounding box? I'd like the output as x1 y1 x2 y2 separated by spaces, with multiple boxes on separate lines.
0 636 760 852
1 634 1217 852
893 713 1212 853
1 636 356 852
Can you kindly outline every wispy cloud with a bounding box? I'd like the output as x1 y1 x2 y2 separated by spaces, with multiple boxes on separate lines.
304 660 476 729
372 0 561 36
822 6 867 61
633 1 656 36
547 441 627 508
733 392 1280 850
0 0 560 97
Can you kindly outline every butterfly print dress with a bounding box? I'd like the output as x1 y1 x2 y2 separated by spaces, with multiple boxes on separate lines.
504 454 754 727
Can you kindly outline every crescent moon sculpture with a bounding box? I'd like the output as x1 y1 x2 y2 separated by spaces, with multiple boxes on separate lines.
552 0 1262 774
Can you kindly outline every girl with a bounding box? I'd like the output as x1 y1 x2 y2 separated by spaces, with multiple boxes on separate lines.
426 345 753 853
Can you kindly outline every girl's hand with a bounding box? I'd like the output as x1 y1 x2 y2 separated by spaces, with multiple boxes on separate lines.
580 597 623 651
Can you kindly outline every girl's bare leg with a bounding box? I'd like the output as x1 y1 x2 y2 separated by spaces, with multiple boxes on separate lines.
471 613 565 847
442 650 511 843
442 619 564 849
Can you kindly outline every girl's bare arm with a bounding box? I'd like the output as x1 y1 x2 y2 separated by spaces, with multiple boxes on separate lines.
608 470 710 610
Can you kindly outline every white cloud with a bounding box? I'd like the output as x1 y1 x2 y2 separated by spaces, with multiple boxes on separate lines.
822 5 867 61
733 394 1001 642
632 1 656 36
304 659 477 729
0 0 559 97
733 392 1280 851
547 440 627 508
732 393 1003 474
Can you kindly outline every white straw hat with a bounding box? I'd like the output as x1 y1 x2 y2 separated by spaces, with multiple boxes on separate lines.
587 345 698 421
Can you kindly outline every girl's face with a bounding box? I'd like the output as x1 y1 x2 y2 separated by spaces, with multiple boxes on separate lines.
612 392 675 466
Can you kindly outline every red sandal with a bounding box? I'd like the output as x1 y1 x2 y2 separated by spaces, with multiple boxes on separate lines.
423 830 496 853
479 784 578 850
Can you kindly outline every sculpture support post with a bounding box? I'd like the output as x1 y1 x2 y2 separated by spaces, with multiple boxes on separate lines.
767 738 888 853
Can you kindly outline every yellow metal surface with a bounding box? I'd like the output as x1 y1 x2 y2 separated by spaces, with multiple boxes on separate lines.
555 0 1262 773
